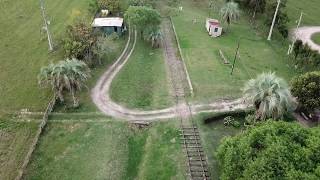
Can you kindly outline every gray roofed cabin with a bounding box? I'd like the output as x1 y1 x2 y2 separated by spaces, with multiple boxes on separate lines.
92 17 126 35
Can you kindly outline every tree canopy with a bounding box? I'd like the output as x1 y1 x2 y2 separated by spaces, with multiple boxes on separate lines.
291 71 320 113
217 121 320 180
243 72 296 120
125 6 161 33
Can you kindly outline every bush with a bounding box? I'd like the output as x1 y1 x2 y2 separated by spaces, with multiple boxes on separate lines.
217 121 320 179
62 21 97 66
291 71 320 114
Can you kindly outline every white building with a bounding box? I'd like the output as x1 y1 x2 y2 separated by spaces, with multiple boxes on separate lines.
206 18 222 38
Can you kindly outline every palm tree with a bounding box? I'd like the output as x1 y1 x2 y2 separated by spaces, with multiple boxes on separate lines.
243 72 296 120
220 1 240 31
143 26 162 48
148 29 162 48
38 58 90 107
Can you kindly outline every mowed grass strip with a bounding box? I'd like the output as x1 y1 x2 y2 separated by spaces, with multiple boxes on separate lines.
25 121 131 180
0 0 91 113
110 37 172 110
172 0 296 102
24 119 186 180
0 119 39 180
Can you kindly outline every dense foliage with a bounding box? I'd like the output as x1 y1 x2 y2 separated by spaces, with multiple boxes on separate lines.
230 0 266 19
62 22 97 66
96 0 121 13
243 72 296 120
264 0 289 38
125 6 161 47
291 71 320 114
293 40 320 69
217 121 320 180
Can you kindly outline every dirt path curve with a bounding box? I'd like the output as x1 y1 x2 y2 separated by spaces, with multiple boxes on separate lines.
91 28 248 121
294 26 320 53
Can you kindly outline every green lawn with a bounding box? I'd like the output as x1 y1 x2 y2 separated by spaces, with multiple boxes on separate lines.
172 0 297 103
0 0 91 113
110 37 172 110
195 113 244 180
24 117 186 180
0 118 39 180
312 33 320 45
287 0 320 27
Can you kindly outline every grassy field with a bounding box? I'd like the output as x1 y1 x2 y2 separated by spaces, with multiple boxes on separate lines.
0 118 39 180
312 33 320 45
24 117 186 180
0 0 92 113
110 37 172 110
172 0 297 103
287 0 320 27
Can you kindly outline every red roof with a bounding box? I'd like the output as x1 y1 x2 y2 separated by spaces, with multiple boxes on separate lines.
209 21 220 26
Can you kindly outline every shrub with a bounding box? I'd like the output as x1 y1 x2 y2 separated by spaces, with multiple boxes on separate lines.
291 71 320 114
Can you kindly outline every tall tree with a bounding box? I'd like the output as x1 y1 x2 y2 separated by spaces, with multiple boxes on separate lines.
220 1 240 30
125 6 161 45
243 72 296 120
62 21 96 66
38 59 91 107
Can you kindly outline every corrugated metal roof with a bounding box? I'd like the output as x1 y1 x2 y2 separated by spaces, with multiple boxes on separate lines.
92 17 124 27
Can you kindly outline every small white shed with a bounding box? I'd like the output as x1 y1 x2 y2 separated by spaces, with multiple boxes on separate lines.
206 18 222 37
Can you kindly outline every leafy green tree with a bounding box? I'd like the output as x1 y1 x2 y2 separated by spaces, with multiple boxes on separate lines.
62 21 96 66
125 6 161 45
143 26 162 48
38 59 91 107
217 121 320 180
291 71 320 115
220 1 240 30
243 72 296 120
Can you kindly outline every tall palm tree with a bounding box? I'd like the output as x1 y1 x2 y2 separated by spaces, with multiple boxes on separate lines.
220 1 240 30
243 72 296 120
38 58 90 107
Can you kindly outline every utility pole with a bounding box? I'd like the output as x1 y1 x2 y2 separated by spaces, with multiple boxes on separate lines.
40 0 53 51
267 0 281 41
231 41 240 75
288 11 303 55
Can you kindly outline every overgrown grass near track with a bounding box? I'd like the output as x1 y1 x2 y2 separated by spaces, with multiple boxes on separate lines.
172 0 297 102
195 114 242 179
25 118 186 180
110 36 172 110
0 119 39 180
0 0 91 113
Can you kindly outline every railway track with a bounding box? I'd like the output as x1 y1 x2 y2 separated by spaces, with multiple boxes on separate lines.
161 18 210 180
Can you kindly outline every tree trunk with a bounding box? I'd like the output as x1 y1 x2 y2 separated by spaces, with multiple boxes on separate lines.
70 88 79 108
